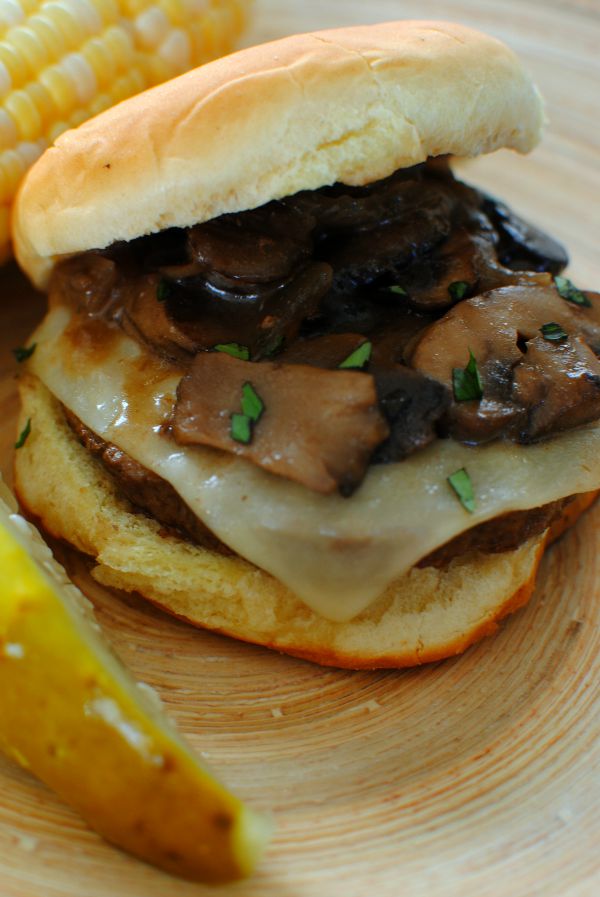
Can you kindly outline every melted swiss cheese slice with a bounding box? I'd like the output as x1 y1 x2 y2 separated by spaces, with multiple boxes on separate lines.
29 307 600 622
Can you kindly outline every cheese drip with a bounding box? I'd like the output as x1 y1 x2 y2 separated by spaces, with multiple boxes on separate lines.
28 307 600 622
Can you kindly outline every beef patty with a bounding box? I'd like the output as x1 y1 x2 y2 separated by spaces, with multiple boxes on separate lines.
65 409 570 569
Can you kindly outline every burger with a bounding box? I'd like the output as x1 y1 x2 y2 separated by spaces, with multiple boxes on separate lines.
12 21 600 668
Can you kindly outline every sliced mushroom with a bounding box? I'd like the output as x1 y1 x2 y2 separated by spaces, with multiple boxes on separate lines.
122 262 331 361
372 367 450 462
119 274 198 362
251 263 332 359
513 336 600 440
482 195 569 274
283 164 428 233
393 227 483 313
173 352 389 495
51 253 118 316
187 204 313 284
277 332 367 368
326 181 457 295
410 283 600 443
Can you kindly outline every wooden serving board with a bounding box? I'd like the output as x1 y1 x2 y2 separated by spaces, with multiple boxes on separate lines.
1 1 599 894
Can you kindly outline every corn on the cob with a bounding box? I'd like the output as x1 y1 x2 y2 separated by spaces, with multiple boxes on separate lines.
0 0 252 262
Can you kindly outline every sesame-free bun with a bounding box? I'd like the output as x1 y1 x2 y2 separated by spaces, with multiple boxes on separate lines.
16 374 595 671
13 20 543 290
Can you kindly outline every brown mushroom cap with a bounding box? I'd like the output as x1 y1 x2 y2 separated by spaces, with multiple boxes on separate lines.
173 351 389 495
410 283 600 443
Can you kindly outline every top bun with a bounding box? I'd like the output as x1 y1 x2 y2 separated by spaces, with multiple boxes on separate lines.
13 20 543 289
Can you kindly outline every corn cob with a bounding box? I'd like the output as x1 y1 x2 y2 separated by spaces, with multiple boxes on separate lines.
0 0 252 262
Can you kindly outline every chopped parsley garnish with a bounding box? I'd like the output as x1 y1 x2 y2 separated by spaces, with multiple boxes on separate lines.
214 342 250 361
230 383 264 445
156 279 171 302
554 276 591 307
241 382 264 422
339 341 372 370
388 285 408 297
230 413 252 445
540 322 568 342
452 349 483 402
12 343 36 363
448 281 470 302
447 468 475 513
15 418 31 449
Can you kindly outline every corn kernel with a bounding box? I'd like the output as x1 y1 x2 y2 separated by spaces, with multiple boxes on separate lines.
28 14 69 59
42 4 87 48
0 58 11 97
67 106 88 126
19 0 40 17
59 51 97 103
0 147 25 204
231 0 249 32
39 64 78 116
16 139 44 169
0 41 31 88
140 52 171 86
8 25 50 72
90 0 121 26
4 88 42 141
121 0 156 18
80 34 116 86
134 7 169 50
47 118 68 142
86 90 110 117
26 79 58 126
61 0 103 35
158 28 190 73
102 24 134 70
111 67 145 102
0 107 17 143
158 0 186 29
0 0 25 31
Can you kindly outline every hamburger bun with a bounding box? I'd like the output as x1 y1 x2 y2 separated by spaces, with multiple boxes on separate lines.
14 20 543 287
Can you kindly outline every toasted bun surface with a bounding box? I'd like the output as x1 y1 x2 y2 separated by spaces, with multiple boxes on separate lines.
16 374 593 670
13 20 543 289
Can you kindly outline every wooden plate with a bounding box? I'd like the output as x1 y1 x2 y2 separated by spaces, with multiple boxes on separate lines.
1 2 599 894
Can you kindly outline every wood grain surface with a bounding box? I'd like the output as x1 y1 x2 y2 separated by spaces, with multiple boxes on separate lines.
1 1 599 895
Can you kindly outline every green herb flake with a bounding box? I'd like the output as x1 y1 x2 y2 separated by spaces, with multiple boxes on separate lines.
156 279 171 302
15 418 31 450
12 343 37 363
447 467 475 513
214 342 250 361
554 276 591 308
339 341 372 370
452 349 483 402
388 285 408 297
540 322 568 342
448 281 470 302
230 413 252 445
241 382 264 423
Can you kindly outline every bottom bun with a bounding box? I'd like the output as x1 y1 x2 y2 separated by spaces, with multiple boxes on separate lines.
14 374 596 669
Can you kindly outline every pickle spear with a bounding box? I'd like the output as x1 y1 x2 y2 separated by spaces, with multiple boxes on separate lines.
0 478 271 882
